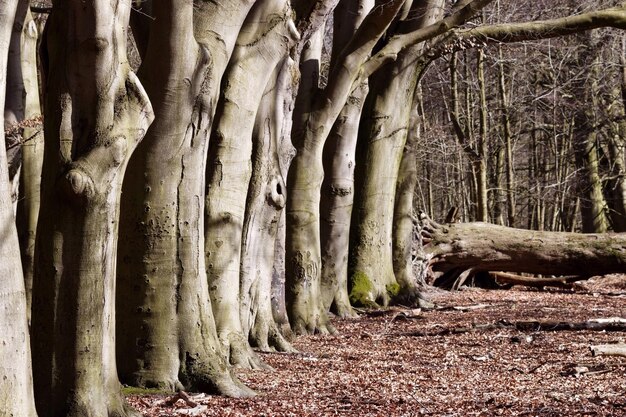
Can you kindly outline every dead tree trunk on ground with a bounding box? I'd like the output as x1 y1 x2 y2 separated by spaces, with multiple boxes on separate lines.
420 214 626 288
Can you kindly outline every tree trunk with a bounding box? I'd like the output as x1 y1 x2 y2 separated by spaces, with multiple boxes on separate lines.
392 98 425 305
475 48 489 222
116 0 255 396
31 1 154 415
420 216 626 284
0 1 37 416
604 44 626 232
572 35 609 233
240 58 295 353
3 0 27 209
205 0 296 368
350 0 443 307
319 0 374 319
497 46 515 227
16 6 42 320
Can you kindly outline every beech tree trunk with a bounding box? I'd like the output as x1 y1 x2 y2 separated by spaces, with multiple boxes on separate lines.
116 0 255 396
0 1 37 416
421 216 626 284
319 0 373 319
3 0 27 208
350 0 444 307
205 0 296 368
16 5 42 319
240 59 295 353
392 100 424 304
31 1 154 416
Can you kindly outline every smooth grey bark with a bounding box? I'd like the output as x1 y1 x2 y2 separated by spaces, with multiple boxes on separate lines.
350 0 444 307
240 59 295 353
271 63 297 337
205 0 297 368
31 1 153 416
116 0 256 396
286 0 405 334
319 0 373 319
0 1 37 416
16 6 42 319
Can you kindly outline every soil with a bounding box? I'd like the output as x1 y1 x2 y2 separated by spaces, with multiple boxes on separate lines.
127 275 626 416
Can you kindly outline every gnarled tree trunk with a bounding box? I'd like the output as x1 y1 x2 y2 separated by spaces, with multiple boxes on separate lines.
240 59 295 353
350 0 444 307
205 0 297 368
31 1 154 415
116 0 255 396
16 5 43 320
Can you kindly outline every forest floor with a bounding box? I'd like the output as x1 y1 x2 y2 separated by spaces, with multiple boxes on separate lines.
127 275 626 416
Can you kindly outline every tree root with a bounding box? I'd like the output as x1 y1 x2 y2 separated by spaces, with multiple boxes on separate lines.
222 332 272 370
249 319 297 353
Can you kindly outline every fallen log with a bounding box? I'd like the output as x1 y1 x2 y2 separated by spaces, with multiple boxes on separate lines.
590 343 626 358
419 214 626 288
404 318 626 337
489 272 585 289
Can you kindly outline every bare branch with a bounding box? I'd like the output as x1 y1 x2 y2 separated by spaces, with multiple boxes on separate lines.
360 0 495 79
459 5 626 44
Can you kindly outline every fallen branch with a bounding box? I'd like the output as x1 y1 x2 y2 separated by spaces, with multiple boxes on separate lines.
404 318 626 337
156 391 198 408
590 343 626 358
490 272 585 289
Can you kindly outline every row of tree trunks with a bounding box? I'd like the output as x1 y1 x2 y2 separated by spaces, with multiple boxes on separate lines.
319 0 374 319
6 2 626 414
286 0 406 334
421 215 626 286
350 0 445 307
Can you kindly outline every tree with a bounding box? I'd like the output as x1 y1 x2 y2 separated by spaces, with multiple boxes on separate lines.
30 0 154 415
15 4 42 319
205 0 297 367
0 1 37 415
116 0 256 396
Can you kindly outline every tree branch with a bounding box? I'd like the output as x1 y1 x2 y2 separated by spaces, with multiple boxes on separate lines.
360 0 494 79
424 4 626 61
459 5 626 45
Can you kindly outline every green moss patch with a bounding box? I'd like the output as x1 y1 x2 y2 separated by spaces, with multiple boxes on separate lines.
349 271 375 307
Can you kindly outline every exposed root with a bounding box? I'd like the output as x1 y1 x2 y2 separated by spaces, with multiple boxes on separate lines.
331 300 358 319
224 332 272 370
